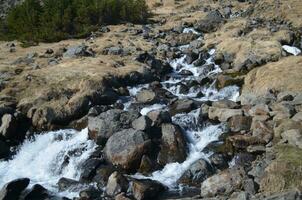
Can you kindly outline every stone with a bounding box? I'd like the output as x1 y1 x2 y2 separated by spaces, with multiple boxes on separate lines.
194 10 225 33
157 123 187 165
212 100 239 109
200 167 246 197
136 89 157 104
131 179 166 200
0 114 17 139
23 184 49 200
216 75 244 89
178 159 214 186
79 158 103 181
208 153 229 170
132 116 152 131
169 99 195 116
58 178 79 191
0 140 10 159
208 107 242 122
292 112 302 122
0 178 30 200
228 115 252 132
88 109 139 145
104 129 151 170
147 110 172 126
106 172 129 196
79 187 102 199
251 120 274 144
281 129 302 149
63 44 94 58
93 165 115 188
249 104 270 116
274 119 302 141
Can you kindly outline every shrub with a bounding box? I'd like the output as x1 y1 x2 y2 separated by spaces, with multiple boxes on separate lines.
0 0 150 42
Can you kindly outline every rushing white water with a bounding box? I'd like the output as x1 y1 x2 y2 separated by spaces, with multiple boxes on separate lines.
140 104 167 115
134 123 225 187
0 128 96 198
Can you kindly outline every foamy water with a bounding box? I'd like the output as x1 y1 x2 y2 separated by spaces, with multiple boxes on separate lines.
0 128 96 198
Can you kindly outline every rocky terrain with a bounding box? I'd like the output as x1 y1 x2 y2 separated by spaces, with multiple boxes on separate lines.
0 0 302 200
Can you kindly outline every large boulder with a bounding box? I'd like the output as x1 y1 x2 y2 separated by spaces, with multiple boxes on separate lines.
200 167 246 197
23 184 50 200
194 10 225 33
169 99 195 116
131 179 166 200
88 109 140 145
0 178 30 200
178 159 214 186
241 56 302 105
157 123 187 165
104 129 151 170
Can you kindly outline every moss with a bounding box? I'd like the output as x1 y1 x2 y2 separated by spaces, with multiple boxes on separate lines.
260 145 302 193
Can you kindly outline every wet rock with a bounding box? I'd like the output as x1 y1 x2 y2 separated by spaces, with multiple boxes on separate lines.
131 179 166 200
88 109 140 145
24 184 49 200
63 44 94 58
93 165 115 188
132 116 152 131
57 178 79 191
157 123 187 165
79 158 103 181
104 129 151 170
106 172 129 196
179 69 194 76
178 159 214 186
200 167 246 197
208 153 229 170
136 89 157 104
185 51 199 64
0 178 30 200
0 140 10 159
194 10 225 33
208 107 242 122
228 115 252 132
79 187 102 200
169 99 195 116
147 110 172 127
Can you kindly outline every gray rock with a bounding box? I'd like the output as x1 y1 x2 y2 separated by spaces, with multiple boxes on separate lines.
0 178 30 200
292 112 302 122
136 89 157 104
200 167 246 197
57 178 79 191
194 10 225 33
88 109 140 145
132 116 152 131
0 114 17 139
63 44 94 58
157 123 187 165
228 115 252 132
106 172 128 196
104 129 151 170
147 110 172 126
208 107 242 122
178 159 214 186
212 100 239 109
169 99 195 116
281 129 302 149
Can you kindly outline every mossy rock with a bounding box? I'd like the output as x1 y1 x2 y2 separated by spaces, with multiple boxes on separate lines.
260 145 302 194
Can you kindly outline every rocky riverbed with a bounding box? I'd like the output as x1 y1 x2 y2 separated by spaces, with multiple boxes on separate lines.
1 0 302 200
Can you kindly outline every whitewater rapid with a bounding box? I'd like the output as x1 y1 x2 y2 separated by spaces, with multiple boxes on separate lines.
0 128 96 198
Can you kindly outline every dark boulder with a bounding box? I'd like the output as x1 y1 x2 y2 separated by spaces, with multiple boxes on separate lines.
0 178 30 200
57 178 79 191
194 10 225 33
23 184 49 200
131 179 167 200
0 140 10 159
169 99 196 116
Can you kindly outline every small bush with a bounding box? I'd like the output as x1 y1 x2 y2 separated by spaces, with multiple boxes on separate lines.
0 0 150 43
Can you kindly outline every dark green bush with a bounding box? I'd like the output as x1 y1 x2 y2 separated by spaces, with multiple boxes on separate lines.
0 0 150 42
